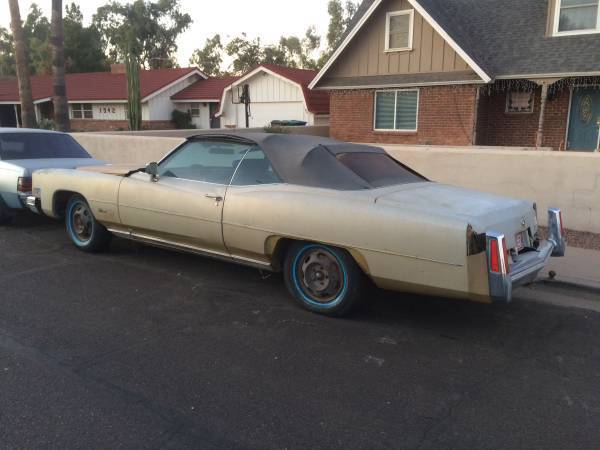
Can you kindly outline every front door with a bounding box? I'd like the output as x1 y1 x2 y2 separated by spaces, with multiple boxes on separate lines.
567 87 600 151
117 139 254 254
209 103 221 129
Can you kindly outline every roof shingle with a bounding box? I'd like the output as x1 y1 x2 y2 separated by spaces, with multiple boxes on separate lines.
0 68 200 103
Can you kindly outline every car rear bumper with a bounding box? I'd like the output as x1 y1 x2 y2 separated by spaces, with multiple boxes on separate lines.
487 208 566 303
25 195 41 214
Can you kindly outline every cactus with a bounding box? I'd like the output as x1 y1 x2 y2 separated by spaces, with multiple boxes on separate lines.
125 52 142 131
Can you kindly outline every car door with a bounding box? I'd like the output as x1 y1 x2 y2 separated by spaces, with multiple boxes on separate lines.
118 139 254 253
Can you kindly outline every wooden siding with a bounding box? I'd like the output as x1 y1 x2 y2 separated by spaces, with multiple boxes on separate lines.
546 0 557 36
327 0 473 79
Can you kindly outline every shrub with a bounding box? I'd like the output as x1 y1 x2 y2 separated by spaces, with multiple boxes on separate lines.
171 109 195 129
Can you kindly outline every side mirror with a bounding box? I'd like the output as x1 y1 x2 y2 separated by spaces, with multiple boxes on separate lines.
145 162 159 182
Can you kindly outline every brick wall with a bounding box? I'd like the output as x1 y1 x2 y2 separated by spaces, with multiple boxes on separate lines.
330 85 478 145
476 86 570 150
70 120 176 132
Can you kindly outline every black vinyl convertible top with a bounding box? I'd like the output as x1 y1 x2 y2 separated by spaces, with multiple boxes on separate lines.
187 132 412 190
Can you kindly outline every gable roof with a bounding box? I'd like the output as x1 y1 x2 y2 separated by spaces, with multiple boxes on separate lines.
425 0 600 79
0 68 204 104
311 0 600 89
171 75 241 102
213 64 329 116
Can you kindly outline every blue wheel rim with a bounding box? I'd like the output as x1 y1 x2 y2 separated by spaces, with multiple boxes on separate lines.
291 244 348 309
67 199 93 246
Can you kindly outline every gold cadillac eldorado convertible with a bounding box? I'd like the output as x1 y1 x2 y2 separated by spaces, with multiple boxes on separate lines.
28 133 566 316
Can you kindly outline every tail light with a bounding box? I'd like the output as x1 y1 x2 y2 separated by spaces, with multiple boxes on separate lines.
488 233 510 275
17 177 32 193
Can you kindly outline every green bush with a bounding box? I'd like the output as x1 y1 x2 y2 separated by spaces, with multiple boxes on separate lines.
37 118 55 130
171 109 195 129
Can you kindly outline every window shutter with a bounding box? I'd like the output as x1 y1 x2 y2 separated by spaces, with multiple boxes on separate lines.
395 91 418 130
375 92 396 130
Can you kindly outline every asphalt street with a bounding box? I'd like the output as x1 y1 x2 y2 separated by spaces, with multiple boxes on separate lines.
1 215 599 449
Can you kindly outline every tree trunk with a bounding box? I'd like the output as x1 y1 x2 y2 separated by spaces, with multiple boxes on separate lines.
8 0 36 128
51 0 69 131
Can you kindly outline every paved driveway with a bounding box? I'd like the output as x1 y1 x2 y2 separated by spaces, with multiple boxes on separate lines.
1 216 599 449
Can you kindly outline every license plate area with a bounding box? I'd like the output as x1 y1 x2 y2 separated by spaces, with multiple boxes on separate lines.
515 230 529 252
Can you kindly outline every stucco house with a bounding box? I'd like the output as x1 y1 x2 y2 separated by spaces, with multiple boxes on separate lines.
173 64 330 129
0 65 206 131
311 0 600 151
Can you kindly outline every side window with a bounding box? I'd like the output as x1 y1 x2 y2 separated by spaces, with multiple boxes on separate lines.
231 147 281 186
158 140 254 184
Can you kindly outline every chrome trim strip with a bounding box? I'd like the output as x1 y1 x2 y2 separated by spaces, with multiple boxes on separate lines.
486 231 512 303
547 208 566 257
106 228 273 270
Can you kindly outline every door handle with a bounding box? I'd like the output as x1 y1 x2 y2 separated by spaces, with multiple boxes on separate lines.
205 194 223 202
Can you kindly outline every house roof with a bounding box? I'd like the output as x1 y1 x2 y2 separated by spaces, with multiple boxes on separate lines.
425 0 600 78
180 65 330 115
313 0 600 88
0 68 203 103
259 64 330 114
171 75 241 101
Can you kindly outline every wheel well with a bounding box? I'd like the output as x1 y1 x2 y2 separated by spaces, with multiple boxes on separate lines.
269 237 371 276
53 191 79 218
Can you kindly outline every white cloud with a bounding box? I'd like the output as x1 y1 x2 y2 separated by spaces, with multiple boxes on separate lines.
0 0 331 68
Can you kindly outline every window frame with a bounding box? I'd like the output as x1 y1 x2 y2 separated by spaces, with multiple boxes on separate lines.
505 90 536 114
373 88 420 133
189 103 201 118
71 103 93 120
385 10 415 52
553 0 600 36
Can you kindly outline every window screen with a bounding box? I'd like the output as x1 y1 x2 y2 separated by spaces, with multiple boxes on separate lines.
375 90 418 131
72 103 93 119
387 12 412 49
558 0 599 32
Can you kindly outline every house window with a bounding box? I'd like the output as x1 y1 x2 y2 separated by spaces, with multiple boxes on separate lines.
556 0 600 34
385 10 414 51
71 103 93 119
189 103 200 118
506 90 535 114
374 90 419 131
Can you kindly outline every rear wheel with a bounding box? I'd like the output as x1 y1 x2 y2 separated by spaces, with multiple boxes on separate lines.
66 195 111 252
283 242 366 316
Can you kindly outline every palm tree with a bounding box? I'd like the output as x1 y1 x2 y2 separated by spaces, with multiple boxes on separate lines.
51 0 69 131
8 0 36 128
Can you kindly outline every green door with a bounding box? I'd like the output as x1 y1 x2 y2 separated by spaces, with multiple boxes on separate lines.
567 88 600 151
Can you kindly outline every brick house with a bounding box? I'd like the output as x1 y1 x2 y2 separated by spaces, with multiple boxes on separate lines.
0 65 206 131
310 0 600 151
171 64 330 129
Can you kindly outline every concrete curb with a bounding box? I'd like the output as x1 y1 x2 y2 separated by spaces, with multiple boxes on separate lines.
536 277 600 296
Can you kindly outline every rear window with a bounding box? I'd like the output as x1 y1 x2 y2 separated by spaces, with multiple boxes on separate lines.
0 133 91 160
336 152 426 188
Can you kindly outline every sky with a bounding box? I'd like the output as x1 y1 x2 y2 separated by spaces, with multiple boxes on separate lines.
0 0 332 69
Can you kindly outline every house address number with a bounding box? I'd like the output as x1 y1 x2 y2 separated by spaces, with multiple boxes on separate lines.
98 106 117 114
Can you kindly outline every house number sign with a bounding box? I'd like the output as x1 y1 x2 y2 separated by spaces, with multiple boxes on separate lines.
98 106 117 114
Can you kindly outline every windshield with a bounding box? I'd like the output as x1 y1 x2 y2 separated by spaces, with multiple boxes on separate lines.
0 133 91 160
336 152 426 188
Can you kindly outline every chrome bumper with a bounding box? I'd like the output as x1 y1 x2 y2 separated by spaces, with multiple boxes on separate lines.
487 208 566 303
25 195 40 214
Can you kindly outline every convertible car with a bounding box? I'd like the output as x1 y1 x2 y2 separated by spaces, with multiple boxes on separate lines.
28 133 566 315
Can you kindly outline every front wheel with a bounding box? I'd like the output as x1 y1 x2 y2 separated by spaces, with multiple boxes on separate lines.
283 242 366 316
66 195 111 253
